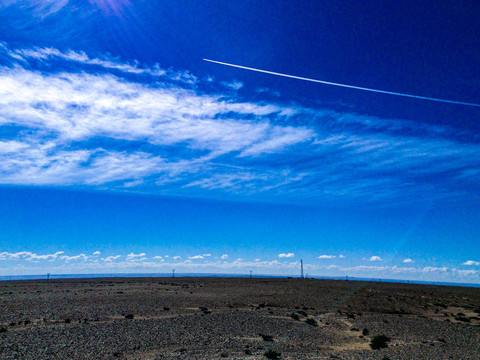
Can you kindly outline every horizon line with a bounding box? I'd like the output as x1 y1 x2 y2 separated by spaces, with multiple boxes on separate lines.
2 272 479 288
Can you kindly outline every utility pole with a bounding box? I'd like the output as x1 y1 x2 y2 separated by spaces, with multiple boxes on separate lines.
300 259 304 279
249 270 252 278
172 269 175 278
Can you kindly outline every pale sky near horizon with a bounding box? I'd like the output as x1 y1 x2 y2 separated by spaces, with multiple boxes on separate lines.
0 1 479 283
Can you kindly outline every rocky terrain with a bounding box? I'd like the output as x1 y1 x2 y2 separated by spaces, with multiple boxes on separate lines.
1 277 479 359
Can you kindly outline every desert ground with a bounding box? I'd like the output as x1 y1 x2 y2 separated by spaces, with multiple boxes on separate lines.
0 277 479 359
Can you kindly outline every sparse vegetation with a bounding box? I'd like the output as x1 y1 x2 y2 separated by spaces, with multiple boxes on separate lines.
264 349 281 359
2 277 480 359
260 333 274 342
290 312 301 321
370 335 390 349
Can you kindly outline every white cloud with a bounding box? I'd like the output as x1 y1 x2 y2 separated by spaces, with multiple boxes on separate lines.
220 254 228 259
153 256 162 259
0 46 315 194
0 251 64 261
324 264 478 281
339 254 345 258
422 266 448 273
202 253 212 257
318 255 336 259
126 253 146 261
0 258 306 277
8 46 197 84
2 252 479 283
0 140 28 153
0 44 479 205
369 256 382 261
221 80 244 90
92 251 101 256
278 253 295 258
256 87 281 97
403 258 414 263
462 260 480 266
239 127 313 157
103 255 121 262
188 255 204 259
173 256 181 260
61 254 88 261
0 62 307 156
0 1 69 18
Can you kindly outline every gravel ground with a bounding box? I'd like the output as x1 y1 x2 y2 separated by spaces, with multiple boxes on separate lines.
1 277 479 359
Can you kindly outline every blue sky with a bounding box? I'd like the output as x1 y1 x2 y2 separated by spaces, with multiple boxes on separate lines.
0 0 479 283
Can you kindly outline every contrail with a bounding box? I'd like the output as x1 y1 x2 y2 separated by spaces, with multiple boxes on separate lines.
203 59 480 107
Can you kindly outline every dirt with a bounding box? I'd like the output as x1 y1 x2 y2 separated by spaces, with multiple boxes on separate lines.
0 277 479 359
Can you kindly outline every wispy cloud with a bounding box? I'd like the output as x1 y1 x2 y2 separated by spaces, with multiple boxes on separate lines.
403 258 414 263
221 79 243 90
0 44 479 204
318 255 336 259
369 256 382 261
188 255 204 260
278 253 295 258
0 0 69 18
220 254 228 259
6 46 197 84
